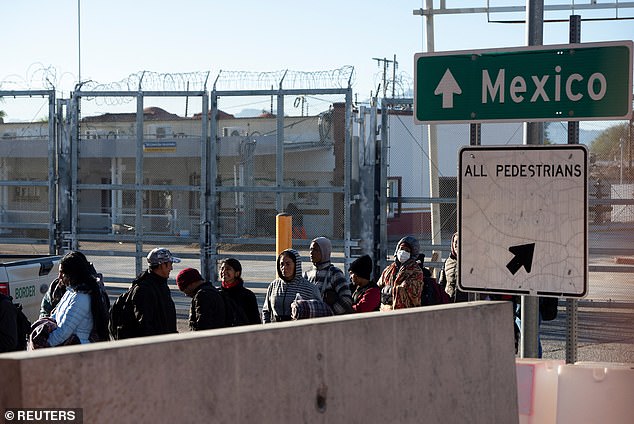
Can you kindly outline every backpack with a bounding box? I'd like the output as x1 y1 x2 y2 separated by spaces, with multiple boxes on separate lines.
108 284 140 340
1 295 31 351
421 275 451 306
416 256 450 306
218 289 249 327
539 297 559 321
14 302 31 351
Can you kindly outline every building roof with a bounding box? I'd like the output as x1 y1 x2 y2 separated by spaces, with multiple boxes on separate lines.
191 110 235 120
81 107 184 123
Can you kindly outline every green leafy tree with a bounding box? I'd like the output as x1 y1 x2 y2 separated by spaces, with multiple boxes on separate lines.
589 123 630 161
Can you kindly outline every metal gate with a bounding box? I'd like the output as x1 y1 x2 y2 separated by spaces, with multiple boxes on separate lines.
60 87 209 278
206 70 354 280
0 70 355 286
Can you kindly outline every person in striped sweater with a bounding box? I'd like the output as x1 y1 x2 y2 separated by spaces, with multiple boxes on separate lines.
304 237 353 315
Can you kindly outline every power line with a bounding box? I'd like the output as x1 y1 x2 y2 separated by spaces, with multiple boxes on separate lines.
372 55 398 98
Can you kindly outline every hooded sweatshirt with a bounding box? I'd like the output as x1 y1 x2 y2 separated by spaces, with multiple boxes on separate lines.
442 232 461 300
262 249 321 323
303 237 353 315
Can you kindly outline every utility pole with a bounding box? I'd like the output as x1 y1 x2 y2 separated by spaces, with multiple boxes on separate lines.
372 56 398 98
521 0 543 359
77 0 81 84
392 54 397 97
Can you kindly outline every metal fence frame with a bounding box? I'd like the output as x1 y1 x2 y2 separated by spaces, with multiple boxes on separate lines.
43 84 354 281
61 90 209 276
0 90 56 253
208 86 354 278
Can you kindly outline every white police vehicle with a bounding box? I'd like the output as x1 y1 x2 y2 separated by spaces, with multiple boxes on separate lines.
0 255 61 321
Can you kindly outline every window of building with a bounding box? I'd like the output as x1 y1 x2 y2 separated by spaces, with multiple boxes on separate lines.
14 181 41 202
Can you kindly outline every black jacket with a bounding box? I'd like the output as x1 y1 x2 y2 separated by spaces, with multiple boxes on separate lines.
130 270 177 337
189 283 226 331
0 294 17 353
219 282 261 325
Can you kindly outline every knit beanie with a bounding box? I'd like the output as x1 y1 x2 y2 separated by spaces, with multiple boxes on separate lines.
349 255 373 281
176 268 203 290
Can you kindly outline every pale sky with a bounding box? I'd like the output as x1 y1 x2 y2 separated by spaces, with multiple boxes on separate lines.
1 0 632 121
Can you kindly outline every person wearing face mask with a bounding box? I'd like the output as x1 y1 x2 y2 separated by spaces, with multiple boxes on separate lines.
262 249 322 323
377 235 424 311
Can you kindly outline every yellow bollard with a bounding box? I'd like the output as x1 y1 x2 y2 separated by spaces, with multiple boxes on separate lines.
276 213 292 255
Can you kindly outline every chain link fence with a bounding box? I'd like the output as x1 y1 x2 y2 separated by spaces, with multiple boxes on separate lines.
211 89 353 282
0 91 56 251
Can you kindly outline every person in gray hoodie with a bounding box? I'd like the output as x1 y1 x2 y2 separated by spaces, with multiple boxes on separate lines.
262 249 321 323
304 237 353 315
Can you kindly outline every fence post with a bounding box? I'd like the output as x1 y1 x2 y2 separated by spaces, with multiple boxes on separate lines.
565 13 582 364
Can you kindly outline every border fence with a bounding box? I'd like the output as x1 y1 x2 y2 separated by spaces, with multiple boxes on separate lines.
1 69 633 362
0 69 356 285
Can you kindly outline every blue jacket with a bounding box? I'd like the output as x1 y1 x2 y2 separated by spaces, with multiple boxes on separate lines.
49 288 93 346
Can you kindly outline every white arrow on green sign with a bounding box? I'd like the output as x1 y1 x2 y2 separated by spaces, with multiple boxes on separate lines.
414 41 633 124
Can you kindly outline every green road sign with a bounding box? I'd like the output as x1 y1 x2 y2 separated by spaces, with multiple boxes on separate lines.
414 41 633 124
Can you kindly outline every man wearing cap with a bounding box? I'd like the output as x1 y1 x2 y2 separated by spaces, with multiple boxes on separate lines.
128 247 180 337
176 267 228 330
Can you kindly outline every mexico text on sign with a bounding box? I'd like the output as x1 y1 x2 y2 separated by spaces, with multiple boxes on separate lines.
414 41 633 124
458 145 588 298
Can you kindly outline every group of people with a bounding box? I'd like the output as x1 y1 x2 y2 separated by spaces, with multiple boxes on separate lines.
262 234 463 323
0 233 464 352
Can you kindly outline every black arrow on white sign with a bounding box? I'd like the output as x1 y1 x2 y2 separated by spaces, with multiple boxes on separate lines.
506 243 535 275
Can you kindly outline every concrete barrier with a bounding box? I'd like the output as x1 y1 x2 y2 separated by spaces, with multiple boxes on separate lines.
0 301 518 423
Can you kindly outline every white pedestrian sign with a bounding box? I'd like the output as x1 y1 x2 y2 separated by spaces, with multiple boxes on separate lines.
458 145 588 298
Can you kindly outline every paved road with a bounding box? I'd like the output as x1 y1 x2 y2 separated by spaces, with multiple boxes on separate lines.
540 305 634 363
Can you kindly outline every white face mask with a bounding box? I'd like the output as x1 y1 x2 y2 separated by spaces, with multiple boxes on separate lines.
396 250 410 263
